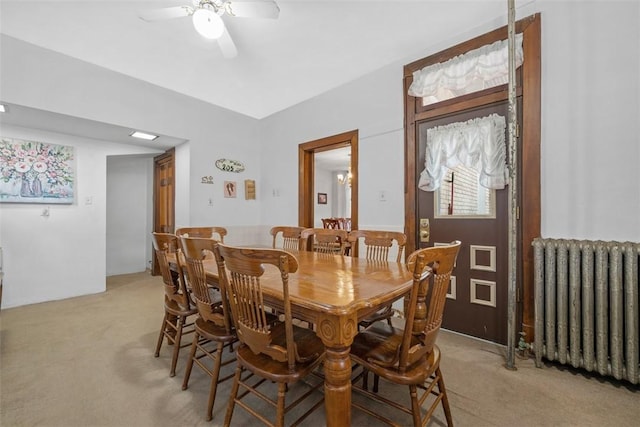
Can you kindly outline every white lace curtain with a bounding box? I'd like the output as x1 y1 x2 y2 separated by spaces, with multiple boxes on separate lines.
418 114 508 191
408 33 523 105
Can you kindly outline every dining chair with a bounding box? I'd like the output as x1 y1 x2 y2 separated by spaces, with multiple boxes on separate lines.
269 226 305 251
213 244 325 427
350 241 461 427
175 226 227 242
348 230 407 329
179 236 237 422
321 218 340 229
151 232 197 377
337 217 352 231
300 227 349 254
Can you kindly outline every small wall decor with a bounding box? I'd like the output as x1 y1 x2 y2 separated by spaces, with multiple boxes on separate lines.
0 137 75 204
215 158 245 173
224 181 237 198
317 192 327 204
244 179 256 200
201 176 214 184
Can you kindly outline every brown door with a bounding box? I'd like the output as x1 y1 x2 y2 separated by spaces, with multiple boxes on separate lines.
416 101 510 344
152 149 175 275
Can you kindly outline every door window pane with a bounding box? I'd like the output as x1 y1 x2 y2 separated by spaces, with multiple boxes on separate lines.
434 164 495 218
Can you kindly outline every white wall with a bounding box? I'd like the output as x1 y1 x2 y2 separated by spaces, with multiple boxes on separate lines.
530 0 640 241
0 35 262 230
0 36 263 308
259 63 406 232
0 126 160 308
174 142 191 229
106 155 154 276
314 166 333 227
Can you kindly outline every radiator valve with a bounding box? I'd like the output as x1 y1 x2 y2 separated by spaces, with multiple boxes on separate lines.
517 332 532 359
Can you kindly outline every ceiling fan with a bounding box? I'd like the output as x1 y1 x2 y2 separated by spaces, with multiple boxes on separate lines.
138 0 280 58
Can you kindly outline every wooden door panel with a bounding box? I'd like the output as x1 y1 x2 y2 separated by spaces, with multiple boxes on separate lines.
417 102 509 344
152 150 175 274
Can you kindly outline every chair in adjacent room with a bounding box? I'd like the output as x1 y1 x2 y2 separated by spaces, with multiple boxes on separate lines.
337 217 352 231
350 241 461 427
180 236 237 422
214 244 325 427
270 226 305 251
300 227 349 254
151 232 197 377
348 229 407 329
175 226 227 242
321 218 340 229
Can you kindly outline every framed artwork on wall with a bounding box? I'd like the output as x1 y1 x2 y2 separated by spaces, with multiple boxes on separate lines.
0 137 75 204
317 192 327 204
224 181 237 198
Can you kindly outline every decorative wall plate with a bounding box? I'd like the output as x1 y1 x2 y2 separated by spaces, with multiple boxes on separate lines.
215 158 245 173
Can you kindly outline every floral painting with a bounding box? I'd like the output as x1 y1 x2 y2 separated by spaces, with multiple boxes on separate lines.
0 137 75 204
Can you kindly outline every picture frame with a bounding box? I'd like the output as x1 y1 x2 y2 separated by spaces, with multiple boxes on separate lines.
224 181 237 198
317 192 327 204
0 137 75 204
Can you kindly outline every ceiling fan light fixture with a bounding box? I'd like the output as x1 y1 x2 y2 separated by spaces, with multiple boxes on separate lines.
192 8 224 39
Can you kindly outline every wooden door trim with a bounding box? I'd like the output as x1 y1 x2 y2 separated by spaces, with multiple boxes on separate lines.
299 130 358 232
403 14 541 340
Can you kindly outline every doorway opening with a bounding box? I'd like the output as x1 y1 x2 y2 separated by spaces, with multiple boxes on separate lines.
299 130 358 233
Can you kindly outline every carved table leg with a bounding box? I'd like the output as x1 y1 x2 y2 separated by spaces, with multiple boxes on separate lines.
324 346 352 426
317 314 357 427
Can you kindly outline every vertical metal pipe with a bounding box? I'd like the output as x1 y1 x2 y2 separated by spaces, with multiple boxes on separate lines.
505 0 518 370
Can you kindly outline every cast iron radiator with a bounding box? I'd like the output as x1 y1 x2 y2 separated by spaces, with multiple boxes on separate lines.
532 238 640 384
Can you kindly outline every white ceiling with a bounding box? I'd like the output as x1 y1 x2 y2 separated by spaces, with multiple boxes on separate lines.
0 0 520 121
315 146 350 171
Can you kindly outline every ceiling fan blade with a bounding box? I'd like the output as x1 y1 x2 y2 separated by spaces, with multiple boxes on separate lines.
225 1 280 19
138 6 192 22
218 26 238 58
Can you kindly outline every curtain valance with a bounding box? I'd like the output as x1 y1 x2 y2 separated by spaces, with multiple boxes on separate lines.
418 114 508 191
408 33 523 104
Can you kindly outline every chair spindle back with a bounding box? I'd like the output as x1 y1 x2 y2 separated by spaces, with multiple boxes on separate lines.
214 244 303 372
152 232 191 310
180 236 232 332
399 241 461 371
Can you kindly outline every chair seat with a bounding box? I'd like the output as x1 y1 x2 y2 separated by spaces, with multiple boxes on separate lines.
236 322 324 383
359 304 393 327
351 321 439 386
164 299 198 317
194 317 237 343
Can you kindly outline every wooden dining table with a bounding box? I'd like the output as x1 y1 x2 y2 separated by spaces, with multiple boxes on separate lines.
201 249 414 427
